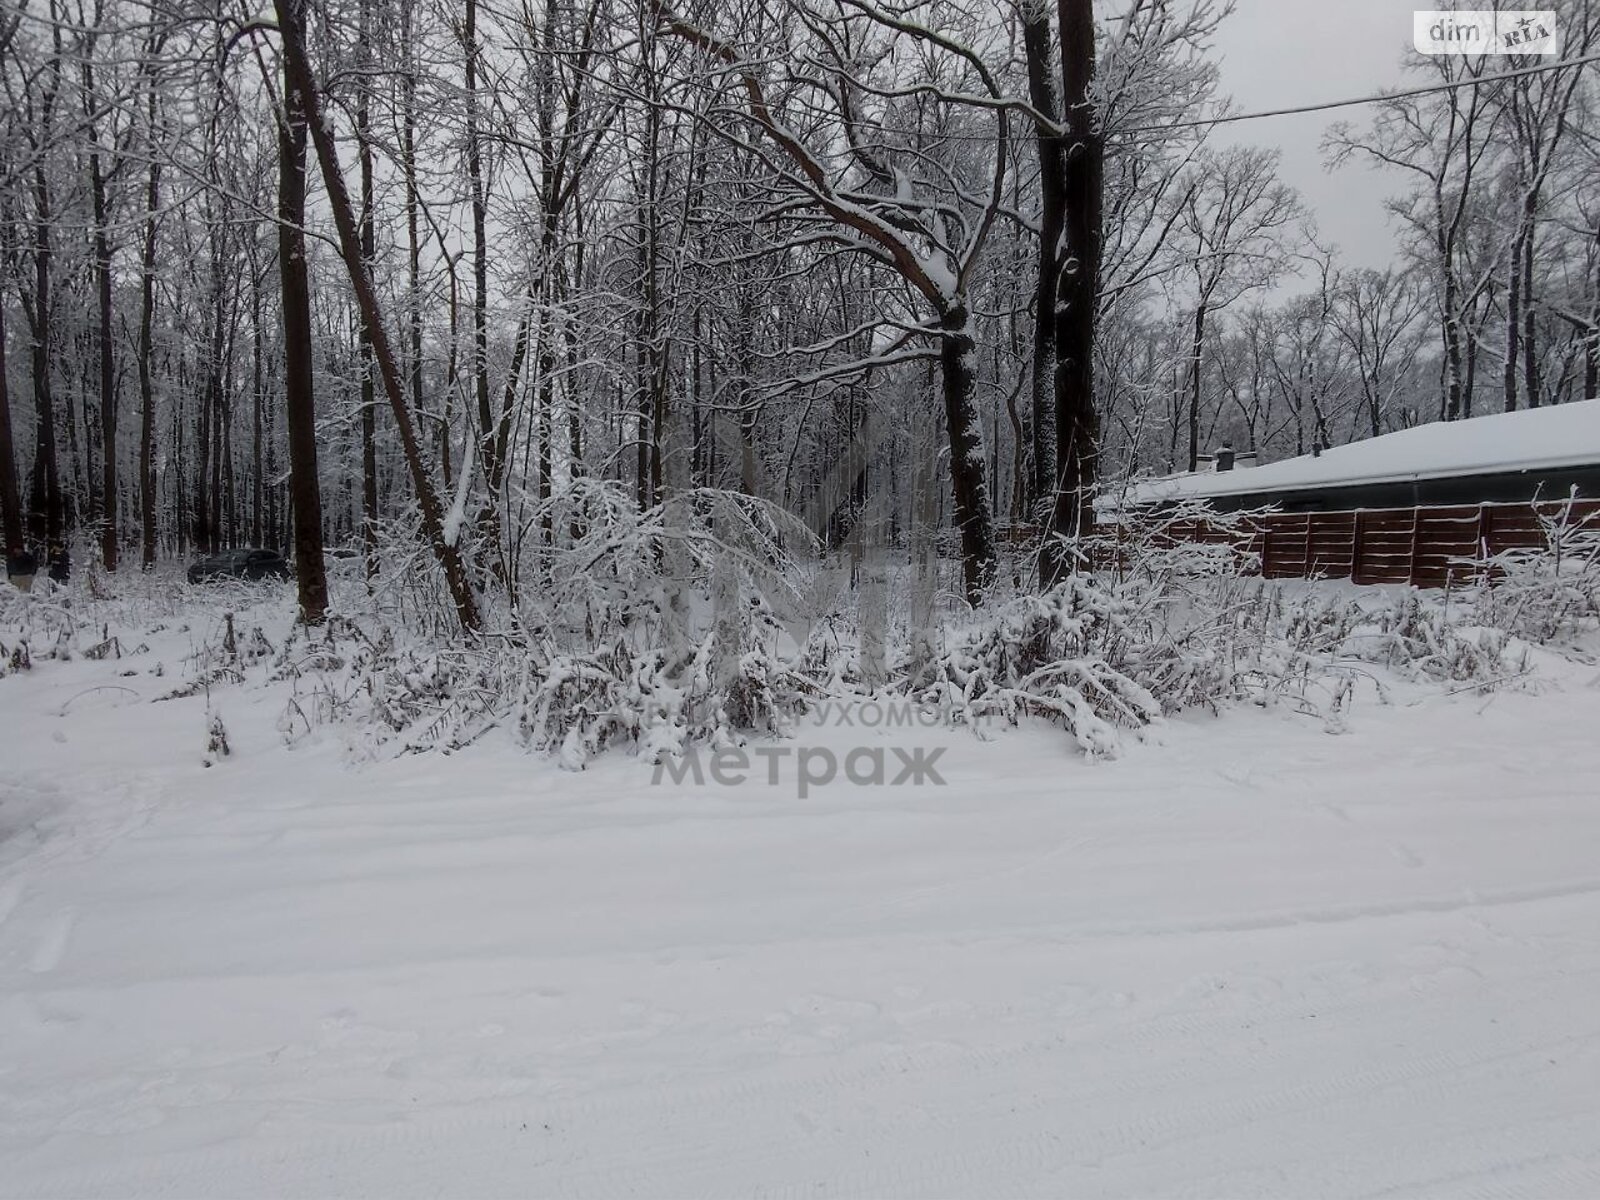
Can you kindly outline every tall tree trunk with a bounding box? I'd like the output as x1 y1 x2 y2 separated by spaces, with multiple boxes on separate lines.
400 0 429 481
204 259 226 553
357 0 379 580
635 89 664 509
1504 227 1523 411
278 7 329 623
250 277 264 547
1187 302 1207 470
1522 213 1540 406
1442 254 1464 420
1043 0 1101 586
94 195 116 568
29 182 62 545
0 302 21 550
25 21 63 545
83 37 118 570
172 351 188 551
1463 323 1479 419
1021 7 1060 517
138 135 160 568
465 0 498 551
537 299 555 545
940 303 996 606
1584 325 1598 402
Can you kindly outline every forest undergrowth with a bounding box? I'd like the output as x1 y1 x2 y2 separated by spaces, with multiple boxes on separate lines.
4 492 1597 769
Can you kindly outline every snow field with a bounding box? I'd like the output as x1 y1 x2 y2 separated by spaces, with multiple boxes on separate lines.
3 597 1600 1196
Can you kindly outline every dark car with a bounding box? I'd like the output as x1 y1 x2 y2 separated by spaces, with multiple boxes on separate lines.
187 548 293 584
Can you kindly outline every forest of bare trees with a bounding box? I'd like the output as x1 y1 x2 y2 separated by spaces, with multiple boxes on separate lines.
2 0 1598 627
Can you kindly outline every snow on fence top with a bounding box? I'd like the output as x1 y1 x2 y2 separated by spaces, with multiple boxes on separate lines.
1111 397 1600 507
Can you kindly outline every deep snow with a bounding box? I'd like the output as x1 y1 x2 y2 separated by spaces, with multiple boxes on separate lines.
3 595 1600 1197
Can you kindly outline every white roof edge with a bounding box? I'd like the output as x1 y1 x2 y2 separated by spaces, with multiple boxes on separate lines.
1108 398 1600 506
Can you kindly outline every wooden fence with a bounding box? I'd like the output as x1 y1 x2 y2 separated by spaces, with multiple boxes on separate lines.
1158 499 1600 588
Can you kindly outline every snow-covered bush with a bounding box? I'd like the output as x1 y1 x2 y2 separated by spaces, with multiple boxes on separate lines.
1469 499 1600 645
908 503 1527 757
519 635 817 769
506 480 828 767
910 577 1163 759
0 487 1566 770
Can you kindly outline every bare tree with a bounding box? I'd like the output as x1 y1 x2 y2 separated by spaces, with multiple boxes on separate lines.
1330 268 1426 438
1173 146 1301 470
1328 54 1502 421
654 0 1004 603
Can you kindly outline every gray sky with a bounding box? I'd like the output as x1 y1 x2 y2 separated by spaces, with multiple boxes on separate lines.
1209 0 1423 271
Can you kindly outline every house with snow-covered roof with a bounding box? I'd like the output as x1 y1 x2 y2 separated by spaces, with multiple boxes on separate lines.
1111 398 1600 515
1101 400 1600 587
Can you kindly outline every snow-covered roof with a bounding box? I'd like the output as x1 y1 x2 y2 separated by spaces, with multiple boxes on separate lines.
1111 397 1600 507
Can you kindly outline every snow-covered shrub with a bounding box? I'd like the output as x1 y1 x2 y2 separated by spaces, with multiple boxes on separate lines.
520 635 815 769
914 503 1529 758
509 480 826 767
1469 499 1600 645
272 619 519 753
911 577 1164 759
1334 592 1521 683
0 587 77 665
0 486 1562 772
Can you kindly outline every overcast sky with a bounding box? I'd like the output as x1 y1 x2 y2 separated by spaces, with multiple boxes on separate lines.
1209 0 1424 272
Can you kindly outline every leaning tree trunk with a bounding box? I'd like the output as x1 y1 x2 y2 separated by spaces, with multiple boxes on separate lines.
940 303 997 607
278 12 329 624
275 0 481 634
357 0 379 581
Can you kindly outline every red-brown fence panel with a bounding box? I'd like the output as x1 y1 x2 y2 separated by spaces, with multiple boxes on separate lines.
1093 498 1600 586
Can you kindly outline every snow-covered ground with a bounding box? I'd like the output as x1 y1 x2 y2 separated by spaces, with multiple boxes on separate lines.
4 594 1600 1197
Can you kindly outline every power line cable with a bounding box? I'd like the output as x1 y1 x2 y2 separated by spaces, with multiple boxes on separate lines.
1117 49 1600 136
821 52 1600 141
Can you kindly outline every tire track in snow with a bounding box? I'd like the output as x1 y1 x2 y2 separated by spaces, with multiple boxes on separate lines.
1012 874 1600 943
